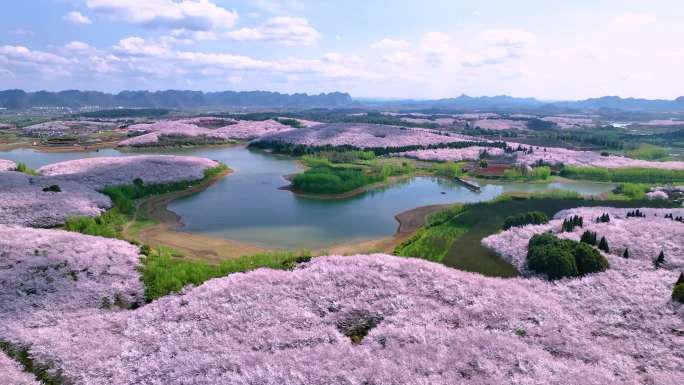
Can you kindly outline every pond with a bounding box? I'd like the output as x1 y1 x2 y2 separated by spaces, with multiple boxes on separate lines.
1 146 616 250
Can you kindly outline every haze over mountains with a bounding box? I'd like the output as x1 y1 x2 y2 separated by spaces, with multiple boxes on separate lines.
2 89 684 113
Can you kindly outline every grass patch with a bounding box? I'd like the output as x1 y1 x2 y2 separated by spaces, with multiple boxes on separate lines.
65 208 128 238
292 159 414 195
394 205 469 262
14 162 39 176
561 165 684 183
625 144 669 160
102 164 228 214
503 165 551 181
140 247 311 301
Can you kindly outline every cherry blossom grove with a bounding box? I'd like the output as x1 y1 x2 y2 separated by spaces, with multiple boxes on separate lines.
1 155 219 226
37 155 219 189
397 146 505 162
256 123 479 148
0 351 39 385
0 158 17 171
0 171 111 227
118 119 296 146
2 250 681 384
511 143 684 170
482 207 684 273
0 225 143 379
472 118 528 130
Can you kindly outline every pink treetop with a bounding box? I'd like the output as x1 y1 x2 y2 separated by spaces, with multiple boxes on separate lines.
0 171 111 227
509 142 684 169
7 252 682 384
37 155 219 189
0 159 17 171
257 123 482 148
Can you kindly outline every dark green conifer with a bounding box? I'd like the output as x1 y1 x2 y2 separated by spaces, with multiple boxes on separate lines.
598 236 609 252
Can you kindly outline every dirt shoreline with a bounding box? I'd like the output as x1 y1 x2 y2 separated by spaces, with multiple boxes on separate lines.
129 171 452 262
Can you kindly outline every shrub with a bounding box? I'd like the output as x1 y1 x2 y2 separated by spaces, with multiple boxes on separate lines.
527 244 578 280
42 184 61 193
574 242 609 275
502 211 549 230
622 248 630 259
527 233 609 280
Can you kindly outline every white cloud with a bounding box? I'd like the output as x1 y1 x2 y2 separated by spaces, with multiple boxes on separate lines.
85 0 238 31
64 11 92 25
382 51 415 66
224 17 321 46
614 12 657 26
482 29 535 47
64 41 93 51
322 53 343 62
171 29 218 41
420 31 459 66
113 37 171 57
464 47 518 67
371 38 410 50
0 45 70 64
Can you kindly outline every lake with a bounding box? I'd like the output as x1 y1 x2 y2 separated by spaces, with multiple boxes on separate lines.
1 145 616 249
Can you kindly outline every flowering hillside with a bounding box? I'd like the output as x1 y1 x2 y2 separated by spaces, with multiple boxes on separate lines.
5 252 681 384
118 119 294 146
473 119 527 130
0 155 218 226
0 225 143 373
0 351 40 385
398 146 505 161
511 143 684 170
37 155 219 189
0 171 111 227
213 119 295 139
483 207 684 273
257 123 478 148
0 159 17 171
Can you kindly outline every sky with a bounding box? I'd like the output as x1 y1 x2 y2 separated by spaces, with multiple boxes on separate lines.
1 0 683 100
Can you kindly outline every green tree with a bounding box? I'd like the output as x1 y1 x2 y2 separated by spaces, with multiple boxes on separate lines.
598 236 610 252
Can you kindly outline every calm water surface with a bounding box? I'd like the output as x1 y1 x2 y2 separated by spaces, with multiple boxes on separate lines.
1 146 616 249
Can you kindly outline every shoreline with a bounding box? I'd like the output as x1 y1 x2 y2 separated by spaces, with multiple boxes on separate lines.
128 171 451 262
124 168 269 263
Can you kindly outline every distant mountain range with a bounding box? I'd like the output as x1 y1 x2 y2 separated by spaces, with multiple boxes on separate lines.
0 90 356 110
364 94 684 113
2 89 684 113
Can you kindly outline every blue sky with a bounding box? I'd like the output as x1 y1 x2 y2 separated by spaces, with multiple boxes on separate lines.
1 0 683 99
